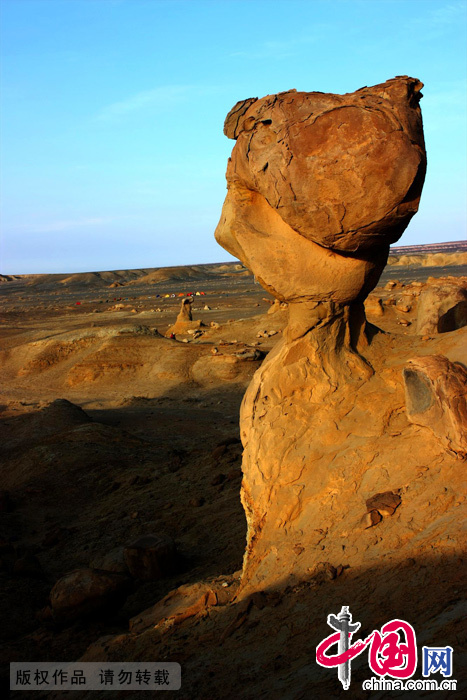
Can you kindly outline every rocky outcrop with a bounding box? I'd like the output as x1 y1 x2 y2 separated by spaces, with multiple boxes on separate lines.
128 576 239 634
364 295 385 317
166 297 203 337
403 355 467 458
177 297 193 322
50 568 131 623
416 282 467 334
214 78 453 595
191 352 263 386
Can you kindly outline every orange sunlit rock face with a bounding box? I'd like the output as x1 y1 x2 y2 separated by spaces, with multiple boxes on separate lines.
216 77 426 304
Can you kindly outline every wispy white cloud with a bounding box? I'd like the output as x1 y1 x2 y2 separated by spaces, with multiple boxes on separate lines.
13 217 115 234
428 0 466 24
95 85 193 122
230 28 328 61
413 0 467 39
353 1 466 60
231 40 296 60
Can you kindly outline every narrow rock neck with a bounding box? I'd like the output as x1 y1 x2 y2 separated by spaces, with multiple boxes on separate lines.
286 300 367 348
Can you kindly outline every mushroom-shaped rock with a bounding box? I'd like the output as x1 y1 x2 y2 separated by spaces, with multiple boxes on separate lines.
214 78 428 595
216 76 426 305
177 297 193 322
166 298 203 337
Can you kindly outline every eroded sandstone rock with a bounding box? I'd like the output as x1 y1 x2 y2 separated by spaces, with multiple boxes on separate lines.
177 297 193 322
191 353 261 386
364 295 385 318
129 577 238 634
216 76 426 305
50 568 131 623
215 78 431 595
403 355 467 458
416 282 467 334
166 297 203 337
365 490 402 516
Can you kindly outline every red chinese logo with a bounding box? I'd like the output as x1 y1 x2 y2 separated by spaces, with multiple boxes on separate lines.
369 620 417 678
316 607 417 689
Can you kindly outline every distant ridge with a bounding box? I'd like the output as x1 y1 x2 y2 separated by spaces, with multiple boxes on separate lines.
0 262 250 289
390 240 467 255
1 243 465 285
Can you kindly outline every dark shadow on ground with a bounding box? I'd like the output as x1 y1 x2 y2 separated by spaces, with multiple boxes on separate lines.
3 552 466 700
0 383 249 685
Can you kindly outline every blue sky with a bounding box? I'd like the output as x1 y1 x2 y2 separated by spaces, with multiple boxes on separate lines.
1 0 466 274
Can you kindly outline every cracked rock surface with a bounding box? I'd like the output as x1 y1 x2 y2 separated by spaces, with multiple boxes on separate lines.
216 77 426 305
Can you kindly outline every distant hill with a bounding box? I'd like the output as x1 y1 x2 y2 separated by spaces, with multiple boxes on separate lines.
128 263 250 286
4 262 250 289
23 269 151 288
1 242 465 288
389 240 467 255
385 241 467 268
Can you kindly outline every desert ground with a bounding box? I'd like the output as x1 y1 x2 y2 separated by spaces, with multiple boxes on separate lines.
1 251 466 699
